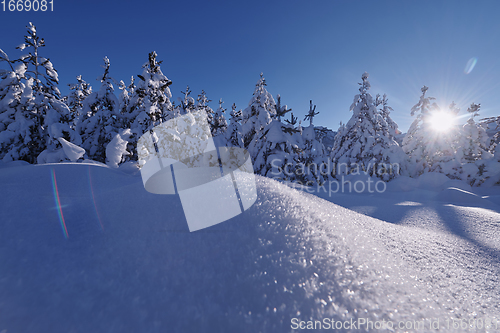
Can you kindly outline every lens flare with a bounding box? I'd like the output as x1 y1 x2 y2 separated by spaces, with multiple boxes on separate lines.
464 57 477 74
51 169 69 239
88 166 104 230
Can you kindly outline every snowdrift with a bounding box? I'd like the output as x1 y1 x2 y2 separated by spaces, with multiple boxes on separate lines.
1 163 500 332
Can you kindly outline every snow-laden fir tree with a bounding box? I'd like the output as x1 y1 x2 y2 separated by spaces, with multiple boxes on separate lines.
65 75 92 129
284 112 298 126
0 23 80 163
241 73 276 150
402 86 442 177
177 86 196 115
129 51 173 136
299 101 329 185
251 118 303 182
480 143 500 186
117 79 129 121
376 94 400 140
331 72 406 180
195 90 216 134
458 103 493 185
212 98 228 136
77 57 119 163
225 103 244 148
275 94 291 122
460 103 492 162
303 100 319 126
0 51 25 161
117 76 136 129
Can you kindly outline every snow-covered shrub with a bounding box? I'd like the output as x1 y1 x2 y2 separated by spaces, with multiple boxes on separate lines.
106 129 133 168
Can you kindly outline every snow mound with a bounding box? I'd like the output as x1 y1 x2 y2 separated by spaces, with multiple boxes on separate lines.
385 175 418 192
415 172 451 190
1 164 500 332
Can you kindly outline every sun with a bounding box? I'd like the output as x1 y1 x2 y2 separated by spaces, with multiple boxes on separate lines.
428 111 456 132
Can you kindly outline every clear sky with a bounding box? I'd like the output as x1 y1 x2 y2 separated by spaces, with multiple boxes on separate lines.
1 0 500 132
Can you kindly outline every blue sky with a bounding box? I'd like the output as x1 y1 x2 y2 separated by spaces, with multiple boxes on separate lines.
1 0 500 132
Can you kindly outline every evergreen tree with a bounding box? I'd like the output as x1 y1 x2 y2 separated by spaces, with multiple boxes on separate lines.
178 85 196 115
457 103 493 185
300 101 328 185
275 94 291 122
241 73 276 149
0 22 77 163
78 57 119 163
65 75 92 129
225 103 244 148
284 112 298 126
331 72 406 180
195 89 216 135
212 98 228 136
303 100 319 126
402 86 439 177
129 51 173 135
481 144 500 186
251 119 303 182
376 93 400 139
0 50 26 161
117 76 136 129
460 103 491 162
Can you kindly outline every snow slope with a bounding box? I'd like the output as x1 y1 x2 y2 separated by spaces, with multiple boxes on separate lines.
1 163 500 332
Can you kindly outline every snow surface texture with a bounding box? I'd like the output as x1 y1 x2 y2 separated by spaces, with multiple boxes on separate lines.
1 163 500 332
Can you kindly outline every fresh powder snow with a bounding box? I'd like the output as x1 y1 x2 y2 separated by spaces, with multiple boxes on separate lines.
0 162 499 332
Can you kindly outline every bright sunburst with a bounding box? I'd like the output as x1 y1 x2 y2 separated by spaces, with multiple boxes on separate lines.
428 111 456 132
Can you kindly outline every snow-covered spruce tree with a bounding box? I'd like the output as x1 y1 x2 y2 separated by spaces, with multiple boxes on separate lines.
478 115 500 144
225 103 244 148
177 85 196 115
241 73 276 150
331 72 406 180
195 90 215 135
303 99 319 127
65 75 92 129
78 57 119 163
212 98 228 136
129 51 173 135
284 112 298 126
251 117 303 182
299 100 328 185
481 143 500 186
117 76 136 129
0 23 81 164
461 103 492 162
402 86 440 177
458 103 493 185
275 94 291 122
376 93 400 141
0 50 25 161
